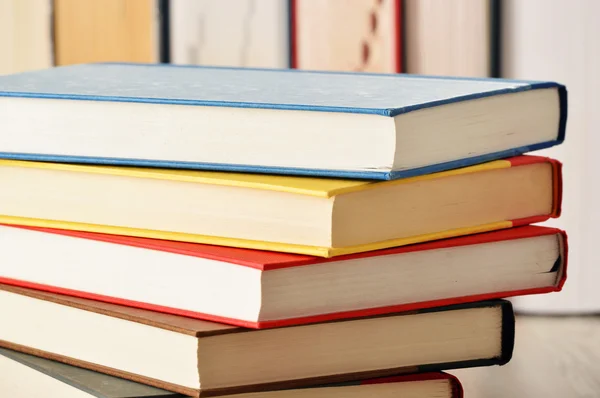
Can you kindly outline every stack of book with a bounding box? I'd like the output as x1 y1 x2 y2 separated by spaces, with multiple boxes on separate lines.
0 64 567 397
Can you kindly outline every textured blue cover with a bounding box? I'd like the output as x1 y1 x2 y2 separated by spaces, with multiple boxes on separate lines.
0 63 567 180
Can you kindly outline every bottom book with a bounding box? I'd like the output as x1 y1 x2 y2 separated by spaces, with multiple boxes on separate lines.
0 347 463 398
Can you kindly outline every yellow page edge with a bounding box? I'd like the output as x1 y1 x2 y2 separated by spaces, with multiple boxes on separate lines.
0 215 513 258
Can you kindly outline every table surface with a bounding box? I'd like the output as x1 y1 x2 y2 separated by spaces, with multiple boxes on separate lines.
450 315 600 397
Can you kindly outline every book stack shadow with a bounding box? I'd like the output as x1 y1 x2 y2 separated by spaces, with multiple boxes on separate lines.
0 64 567 397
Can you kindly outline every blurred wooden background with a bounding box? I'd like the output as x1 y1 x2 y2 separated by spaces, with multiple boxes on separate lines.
1 1 599 395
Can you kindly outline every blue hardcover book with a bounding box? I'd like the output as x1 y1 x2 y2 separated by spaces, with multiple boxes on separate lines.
0 63 566 180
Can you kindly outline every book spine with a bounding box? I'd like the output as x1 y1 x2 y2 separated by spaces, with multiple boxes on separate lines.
290 0 298 68
394 0 402 72
158 0 170 63
489 0 501 77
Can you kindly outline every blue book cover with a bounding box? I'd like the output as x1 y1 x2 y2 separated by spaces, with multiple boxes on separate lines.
0 63 566 180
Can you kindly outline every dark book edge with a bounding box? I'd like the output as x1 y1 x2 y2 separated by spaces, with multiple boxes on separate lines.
557 84 568 143
489 0 501 77
499 299 516 364
157 0 170 63
0 347 184 398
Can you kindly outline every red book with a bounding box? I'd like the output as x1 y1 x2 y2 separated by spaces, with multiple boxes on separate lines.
0 224 566 329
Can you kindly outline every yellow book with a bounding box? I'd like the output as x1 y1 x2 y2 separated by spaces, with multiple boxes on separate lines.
0 156 561 257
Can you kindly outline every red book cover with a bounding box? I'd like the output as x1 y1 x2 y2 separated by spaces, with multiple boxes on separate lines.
0 223 567 329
